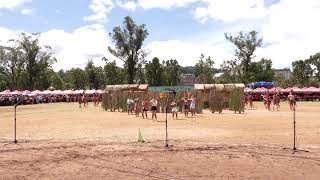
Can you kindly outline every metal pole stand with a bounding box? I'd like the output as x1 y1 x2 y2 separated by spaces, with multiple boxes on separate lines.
293 107 296 151
14 105 17 144
164 91 176 149
165 96 169 148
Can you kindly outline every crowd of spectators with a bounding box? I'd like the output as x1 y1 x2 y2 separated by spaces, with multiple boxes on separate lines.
0 90 103 106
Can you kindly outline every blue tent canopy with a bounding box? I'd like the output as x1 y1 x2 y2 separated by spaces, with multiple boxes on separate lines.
248 81 274 89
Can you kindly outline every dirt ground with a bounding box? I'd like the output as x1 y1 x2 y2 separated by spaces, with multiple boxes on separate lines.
1 102 320 179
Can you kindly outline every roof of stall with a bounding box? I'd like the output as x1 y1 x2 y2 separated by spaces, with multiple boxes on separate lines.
138 84 149 90
105 84 148 91
194 83 245 91
194 84 204 91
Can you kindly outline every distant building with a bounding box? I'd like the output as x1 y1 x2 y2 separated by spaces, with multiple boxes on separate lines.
178 73 199 86
273 68 291 80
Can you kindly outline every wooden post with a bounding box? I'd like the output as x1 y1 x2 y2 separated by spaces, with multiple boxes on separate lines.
293 107 296 151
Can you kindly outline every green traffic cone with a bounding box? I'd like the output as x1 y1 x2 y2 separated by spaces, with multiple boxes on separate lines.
138 128 145 142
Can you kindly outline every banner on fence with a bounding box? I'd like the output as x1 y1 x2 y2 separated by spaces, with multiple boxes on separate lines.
148 86 194 92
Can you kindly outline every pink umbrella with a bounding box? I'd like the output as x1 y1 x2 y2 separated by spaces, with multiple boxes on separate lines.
74 90 84 94
96 90 104 94
253 87 268 93
291 87 303 93
0 90 11 95
10 90 22 95
268 87 281 93
22 90 31 95
244 87 252 93
63 90 74 95
281 87 291 93
85 89 97 94
307 87 320 93
301 87 309 94
31 90 41 95
52 90 63 95
40 90 51 95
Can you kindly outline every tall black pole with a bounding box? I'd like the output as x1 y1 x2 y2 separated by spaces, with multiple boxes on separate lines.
165 96 169 148
293 107 296 151
14 105 17 144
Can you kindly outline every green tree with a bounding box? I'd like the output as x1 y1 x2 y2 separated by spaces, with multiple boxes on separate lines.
225 30 263 83
249 58 274 82
85 60 104 89
274 74 291 88
103 58 125 85
65 68 88 89
195 54 215 83
217 59 240 83
308 52 320 83
179 66 195 74
17 33 56 90
145 57 163 86
291 60 313 86
108 16 149 84
51 72 64 90
163 59 180 86
136 63 146 84
0 45 25 90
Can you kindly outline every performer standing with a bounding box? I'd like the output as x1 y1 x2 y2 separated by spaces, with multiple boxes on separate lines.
141 99 148 119
170 100 178 119
182 97 189 117
127 98 134 115
263 93 271 111
134 98 141 117
272 92 281 111
78 94 82 108
248 93 254 108
288 90 296 111
189 96 196 116
150 97 158 121
93 93 98 106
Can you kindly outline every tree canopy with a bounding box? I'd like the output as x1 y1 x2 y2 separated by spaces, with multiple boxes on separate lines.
225 30 263 84
108 16 148 84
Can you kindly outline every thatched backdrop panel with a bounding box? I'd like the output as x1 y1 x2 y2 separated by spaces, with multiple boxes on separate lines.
194 84 204 91
215 84 225 91
224 84 236 92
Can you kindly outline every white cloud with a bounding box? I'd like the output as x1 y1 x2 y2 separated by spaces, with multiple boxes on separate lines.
0 25 113 70
39 25 114 70
83 0 114 23
144 39 234 67
117 1 137 11
0 27 20 45
0 0 31 9
20 8 32 15
255 0 320 67
194 0 267 23
138 0 198 9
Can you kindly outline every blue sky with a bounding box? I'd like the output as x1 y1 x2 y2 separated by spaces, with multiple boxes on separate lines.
0 0 319 70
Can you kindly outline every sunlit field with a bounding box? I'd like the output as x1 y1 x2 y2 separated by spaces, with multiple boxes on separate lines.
1 102 320 179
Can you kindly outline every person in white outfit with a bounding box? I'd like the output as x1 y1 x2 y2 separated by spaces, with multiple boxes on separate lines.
150 97 158 121
189 96 196 116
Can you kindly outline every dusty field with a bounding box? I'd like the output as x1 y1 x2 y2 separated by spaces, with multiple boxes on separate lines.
1 102 320 179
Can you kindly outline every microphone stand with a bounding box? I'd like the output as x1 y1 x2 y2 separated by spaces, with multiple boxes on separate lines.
165 90 176 148
165 95 169 148
13 96 21 144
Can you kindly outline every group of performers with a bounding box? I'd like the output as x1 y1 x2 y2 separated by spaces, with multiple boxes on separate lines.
125 95 197 121
78 92 100 108
245 91 296 111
